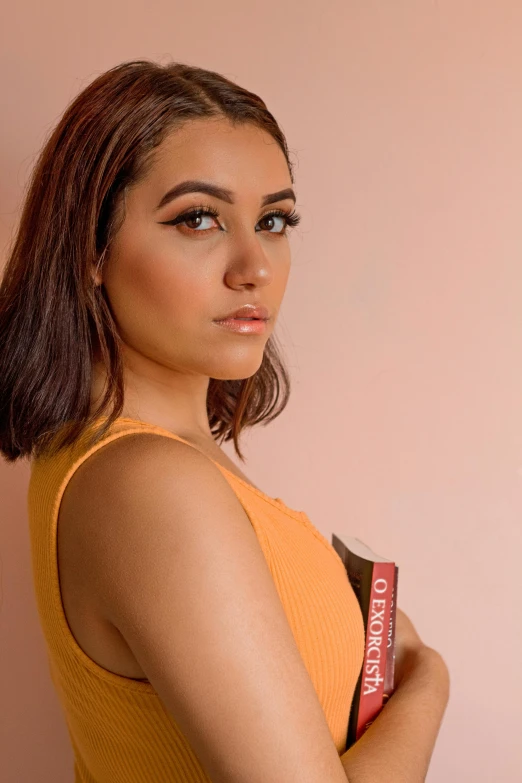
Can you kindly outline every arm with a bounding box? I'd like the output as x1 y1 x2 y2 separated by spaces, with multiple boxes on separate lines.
340 609 450 782
67 433 352 783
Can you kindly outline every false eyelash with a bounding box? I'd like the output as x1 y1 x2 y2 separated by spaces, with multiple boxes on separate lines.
263 207 302 228
164 204 220 226
164 204 302 230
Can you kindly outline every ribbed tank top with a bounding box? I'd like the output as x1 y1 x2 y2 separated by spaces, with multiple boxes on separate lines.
27 417 365 783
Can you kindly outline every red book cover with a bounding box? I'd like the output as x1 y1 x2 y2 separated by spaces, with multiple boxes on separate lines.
382 565 399 704
332 535 397 748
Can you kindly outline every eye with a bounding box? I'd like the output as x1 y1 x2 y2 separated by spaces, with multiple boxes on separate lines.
160 205 302 235
162 205 221 232
257 209 302 235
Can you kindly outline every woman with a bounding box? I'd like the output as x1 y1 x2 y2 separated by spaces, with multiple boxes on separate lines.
0 60 449 782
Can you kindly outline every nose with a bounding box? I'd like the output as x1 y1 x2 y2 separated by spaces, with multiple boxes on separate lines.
223 231 274 289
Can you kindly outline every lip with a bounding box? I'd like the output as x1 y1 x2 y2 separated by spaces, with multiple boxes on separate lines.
213 317 268 335
214 304 270 321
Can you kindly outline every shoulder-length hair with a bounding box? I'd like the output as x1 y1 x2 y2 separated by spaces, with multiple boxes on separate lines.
0 60 296 464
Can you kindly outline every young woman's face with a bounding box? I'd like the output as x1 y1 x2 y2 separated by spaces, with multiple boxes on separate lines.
96 117 298 383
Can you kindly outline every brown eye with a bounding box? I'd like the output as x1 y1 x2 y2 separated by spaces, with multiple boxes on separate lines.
259 214 285 233
161 205 302 236
184 213 217 230
257 209 302 235
162 205 221 232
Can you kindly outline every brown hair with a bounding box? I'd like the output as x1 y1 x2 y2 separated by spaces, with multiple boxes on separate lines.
0 60 297 464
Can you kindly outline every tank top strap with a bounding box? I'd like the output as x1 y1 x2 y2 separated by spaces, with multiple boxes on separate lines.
87 416 296 516
113 418 214 455
90 415 226 464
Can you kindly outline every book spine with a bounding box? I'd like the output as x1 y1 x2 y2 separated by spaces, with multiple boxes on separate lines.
344 558 374 748
355 561 395 741
382 565 398 704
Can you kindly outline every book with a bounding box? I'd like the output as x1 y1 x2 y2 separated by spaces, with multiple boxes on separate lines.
383 564 398 705
331 534 398 749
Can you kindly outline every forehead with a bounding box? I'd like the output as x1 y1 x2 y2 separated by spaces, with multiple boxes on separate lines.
145 117 291 196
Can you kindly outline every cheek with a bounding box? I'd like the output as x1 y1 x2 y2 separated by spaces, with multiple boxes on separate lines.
105 239 215 332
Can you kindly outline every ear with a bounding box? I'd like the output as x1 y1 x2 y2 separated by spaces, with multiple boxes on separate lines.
92 248 108 287
91 269 103 287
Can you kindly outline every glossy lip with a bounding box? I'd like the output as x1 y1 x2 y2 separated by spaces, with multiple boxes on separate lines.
214 304 270 321
213 317 268 334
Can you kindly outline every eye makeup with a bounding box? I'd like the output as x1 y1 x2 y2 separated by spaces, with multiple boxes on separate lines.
160 204 302 235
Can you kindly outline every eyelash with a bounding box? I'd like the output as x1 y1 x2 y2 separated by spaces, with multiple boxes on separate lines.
163 204 302 234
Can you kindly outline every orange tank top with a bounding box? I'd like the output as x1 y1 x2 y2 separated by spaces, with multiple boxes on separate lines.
27 417 365 782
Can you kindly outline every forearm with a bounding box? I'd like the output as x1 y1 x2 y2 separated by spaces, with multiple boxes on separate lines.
340 645 450 783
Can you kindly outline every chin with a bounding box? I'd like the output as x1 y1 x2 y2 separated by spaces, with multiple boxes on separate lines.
207 355 265 382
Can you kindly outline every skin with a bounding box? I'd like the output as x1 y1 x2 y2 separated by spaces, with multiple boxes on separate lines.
90 116 293 453
79 116 449 780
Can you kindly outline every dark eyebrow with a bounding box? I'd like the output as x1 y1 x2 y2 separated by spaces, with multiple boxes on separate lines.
154 179 296 211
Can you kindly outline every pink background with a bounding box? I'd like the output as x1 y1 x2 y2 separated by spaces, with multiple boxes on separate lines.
1 2 521 780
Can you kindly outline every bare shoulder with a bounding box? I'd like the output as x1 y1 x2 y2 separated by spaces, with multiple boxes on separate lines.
59 432 349 783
